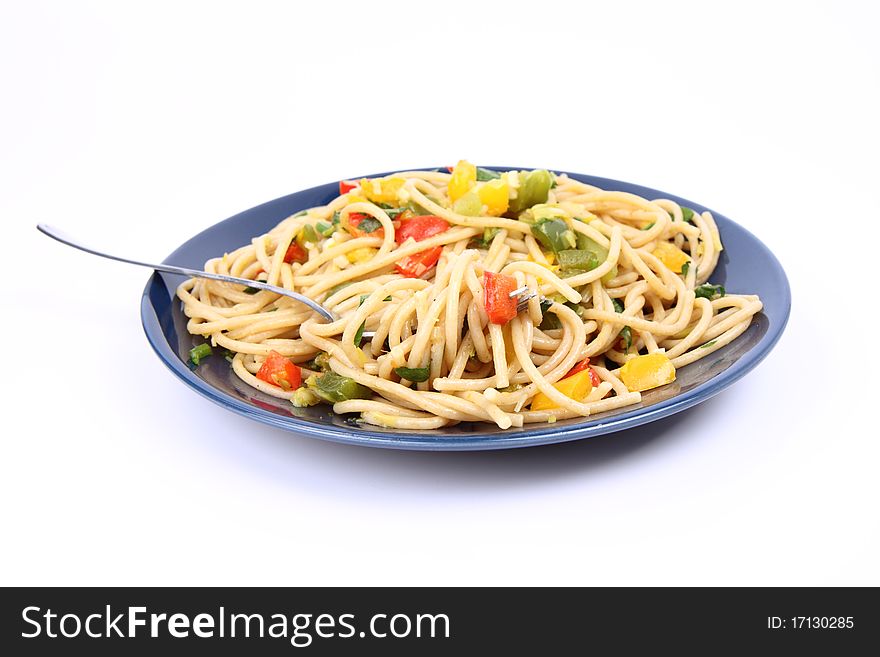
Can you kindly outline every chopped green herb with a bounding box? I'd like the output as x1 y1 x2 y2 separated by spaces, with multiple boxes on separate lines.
376 203 408 218
188 343 213 366
475 167 501 181
549 173 558 189
681 207 695 223
694 284 725 300
564 301 586 317
221 348 236 364
498 383 522 393
394 366 430 382
680 261 690 277
611 299 633 351
538 299 561 330
316 221 334 237
700 339 717 349
620 326 633 353
331 211 341 227
292 209 309 218
243 283 263 294
353 322 366 347
355 216 382 233
383 295 392 302
642 222 655 231
326 281 354 298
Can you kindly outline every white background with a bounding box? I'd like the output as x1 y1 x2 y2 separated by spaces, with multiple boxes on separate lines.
2 0 878 586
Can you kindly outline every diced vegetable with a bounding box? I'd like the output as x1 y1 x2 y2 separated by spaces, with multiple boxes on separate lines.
291 387 321 408
652 241 690 274
346 247 377 264
509 169 553 213
309 351 331 372
530 368 594 411
298 224 319 244
256 350 302 391
396 247 442 278
394 215 449 278
339 180 358 195
243 284 262 294
531 218 576 254
453 190 482 216
476 167 501 181
681 206 695 223
483 271 519 325
284 241 308 264
564 357 600 387
557 249 598 272
395 215 450 244
448 160 477 202
619 353 676 392
307 372 372 403
478 178 509 216
680 261 690 277
577 235 617 283
470 226 500 249
394 366 430 382
359 177 405 204
315 221 334 237
189 343 213 366
694 284 725 300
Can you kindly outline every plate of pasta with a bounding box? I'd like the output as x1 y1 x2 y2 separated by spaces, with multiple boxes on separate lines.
141 163 790 450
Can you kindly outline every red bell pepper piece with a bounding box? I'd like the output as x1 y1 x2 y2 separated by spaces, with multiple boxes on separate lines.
564 357 601 387
395 215 449 245
394 215 450 278
256 350 302 391
283 242 307 264
483 271 519 324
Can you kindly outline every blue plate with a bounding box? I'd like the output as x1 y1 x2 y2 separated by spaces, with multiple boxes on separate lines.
141 168 790 451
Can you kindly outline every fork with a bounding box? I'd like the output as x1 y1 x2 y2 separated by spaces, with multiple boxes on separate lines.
38 224 538 336
510 286 538 313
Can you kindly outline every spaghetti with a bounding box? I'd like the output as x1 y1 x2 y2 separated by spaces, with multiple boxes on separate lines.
177 162 763 429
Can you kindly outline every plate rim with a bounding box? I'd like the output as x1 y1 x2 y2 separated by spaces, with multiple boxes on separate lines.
140 167 791 451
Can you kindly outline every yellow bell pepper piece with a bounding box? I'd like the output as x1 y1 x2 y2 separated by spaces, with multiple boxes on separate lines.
619 353 676 392
358 178 404 205
477 179 509 216
346 247 377 264
652 241 691 274
530 369 594 411
448 160 476 203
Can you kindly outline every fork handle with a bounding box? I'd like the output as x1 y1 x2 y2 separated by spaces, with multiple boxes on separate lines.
37 224 335 321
